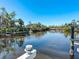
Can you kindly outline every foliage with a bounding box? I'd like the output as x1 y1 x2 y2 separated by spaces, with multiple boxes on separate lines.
0 7 26 33
26 22 48 31
18 18 24 27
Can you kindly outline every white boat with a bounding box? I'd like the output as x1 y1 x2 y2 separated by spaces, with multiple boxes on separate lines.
17 45 37 59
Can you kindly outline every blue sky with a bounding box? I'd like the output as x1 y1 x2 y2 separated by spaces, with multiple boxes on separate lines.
0 0 79 26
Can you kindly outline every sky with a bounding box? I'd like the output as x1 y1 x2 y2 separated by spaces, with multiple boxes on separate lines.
0 0 79 26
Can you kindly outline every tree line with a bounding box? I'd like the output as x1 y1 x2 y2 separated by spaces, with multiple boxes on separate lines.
0 7 79 36
0 7 27 35
0 7 48 35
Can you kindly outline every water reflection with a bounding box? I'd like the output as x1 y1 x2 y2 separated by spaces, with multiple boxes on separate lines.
64 29 79 59
28 31 46 38
0 36 25 59
0 31 79 59
69 40 74 59
24 32 70 59
25 32 79 59
64 30 75 59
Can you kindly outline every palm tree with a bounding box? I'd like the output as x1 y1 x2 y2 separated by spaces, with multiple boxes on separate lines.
18 18 24 27
0 7 16 33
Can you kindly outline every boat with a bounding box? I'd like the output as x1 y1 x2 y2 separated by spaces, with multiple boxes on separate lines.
17 45 37 59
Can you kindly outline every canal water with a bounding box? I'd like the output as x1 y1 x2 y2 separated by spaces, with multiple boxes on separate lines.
0 31 79 59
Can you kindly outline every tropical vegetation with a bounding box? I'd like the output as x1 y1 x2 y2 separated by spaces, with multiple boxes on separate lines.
0 7 79 36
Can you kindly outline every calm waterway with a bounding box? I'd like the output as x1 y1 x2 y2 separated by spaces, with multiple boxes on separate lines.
0 31 79 59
